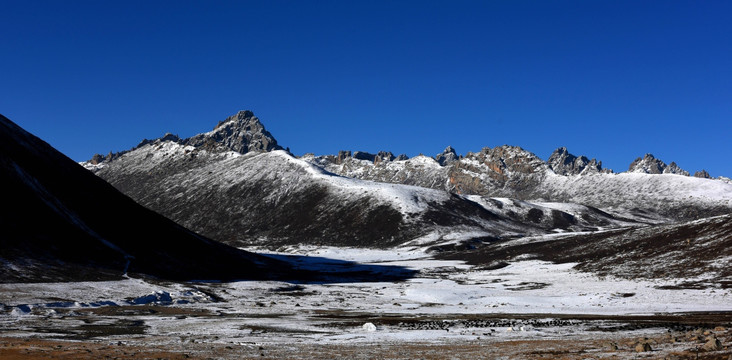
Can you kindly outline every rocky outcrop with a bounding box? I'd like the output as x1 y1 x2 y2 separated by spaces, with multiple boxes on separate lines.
702 337 723 351
695 170 712 179
547 147 604 175
448 145 549 195
664 161 690 176
628 154 666 174
435 146 459 166
628 154 689 176
352 151 376 162
87 111 281 166
635 342 652 352
329 150 401 165
185 110 282 154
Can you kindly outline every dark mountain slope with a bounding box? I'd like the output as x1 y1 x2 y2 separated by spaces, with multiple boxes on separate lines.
0 114 288 283
441 214 732 288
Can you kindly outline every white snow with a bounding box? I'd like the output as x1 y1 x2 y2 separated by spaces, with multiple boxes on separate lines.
541 171 732 215
271 150 451 214
2 244 730 345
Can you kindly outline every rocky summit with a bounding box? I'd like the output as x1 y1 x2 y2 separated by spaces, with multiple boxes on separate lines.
185 110 282 154
547 147 605 175
628 153 690 176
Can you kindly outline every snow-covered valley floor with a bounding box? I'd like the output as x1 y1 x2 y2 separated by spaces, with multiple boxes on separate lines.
2 244 731 359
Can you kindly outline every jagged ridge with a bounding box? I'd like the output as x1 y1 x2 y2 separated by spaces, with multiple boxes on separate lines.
83 111 646 248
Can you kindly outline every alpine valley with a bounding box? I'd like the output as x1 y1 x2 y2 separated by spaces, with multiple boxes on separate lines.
2 110 731 359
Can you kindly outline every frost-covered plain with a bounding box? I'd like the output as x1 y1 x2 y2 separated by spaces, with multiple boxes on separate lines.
2 243 730 351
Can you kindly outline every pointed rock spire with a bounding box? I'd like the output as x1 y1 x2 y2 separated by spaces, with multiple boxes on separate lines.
663 162 690 176
548 147 602 175
628 154 666 174
435 146 458 166
628 154 688 175
185 110 283 154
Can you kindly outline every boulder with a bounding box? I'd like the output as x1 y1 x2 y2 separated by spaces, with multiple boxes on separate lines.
635 342 652 352
702 337 722 351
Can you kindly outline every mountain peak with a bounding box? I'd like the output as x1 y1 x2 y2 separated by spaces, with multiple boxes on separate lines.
435 146 458 166
186 111 283 154
628 154 689 175
548 147 603 175
213 110 256 131
664 161 690 176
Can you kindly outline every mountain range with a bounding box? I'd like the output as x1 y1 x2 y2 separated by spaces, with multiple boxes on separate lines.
82 110 732 250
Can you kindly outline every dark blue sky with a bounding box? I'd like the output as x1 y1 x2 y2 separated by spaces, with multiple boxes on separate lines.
2 1 730 176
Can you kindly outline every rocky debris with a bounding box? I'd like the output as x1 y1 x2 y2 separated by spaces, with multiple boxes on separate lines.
435 146 459 166
547 147 603 175
628 153 690 175
635 342 652 352
703 336 723 351
184 110 282 154
606 342 619 351
695 170 712 178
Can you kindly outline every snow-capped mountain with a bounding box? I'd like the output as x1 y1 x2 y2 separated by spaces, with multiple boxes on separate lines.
0 113 289 283
85 111 637 249
306 145 732 222
84 111 731 248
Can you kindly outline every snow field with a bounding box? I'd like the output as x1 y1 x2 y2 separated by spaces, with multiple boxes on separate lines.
1 244 731 345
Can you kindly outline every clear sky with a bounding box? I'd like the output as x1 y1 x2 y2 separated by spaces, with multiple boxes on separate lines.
2 1 730 176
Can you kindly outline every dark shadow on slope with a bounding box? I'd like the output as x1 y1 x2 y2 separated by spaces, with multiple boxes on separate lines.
437 214 732 289
0 113 301 283
260 254 418 284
